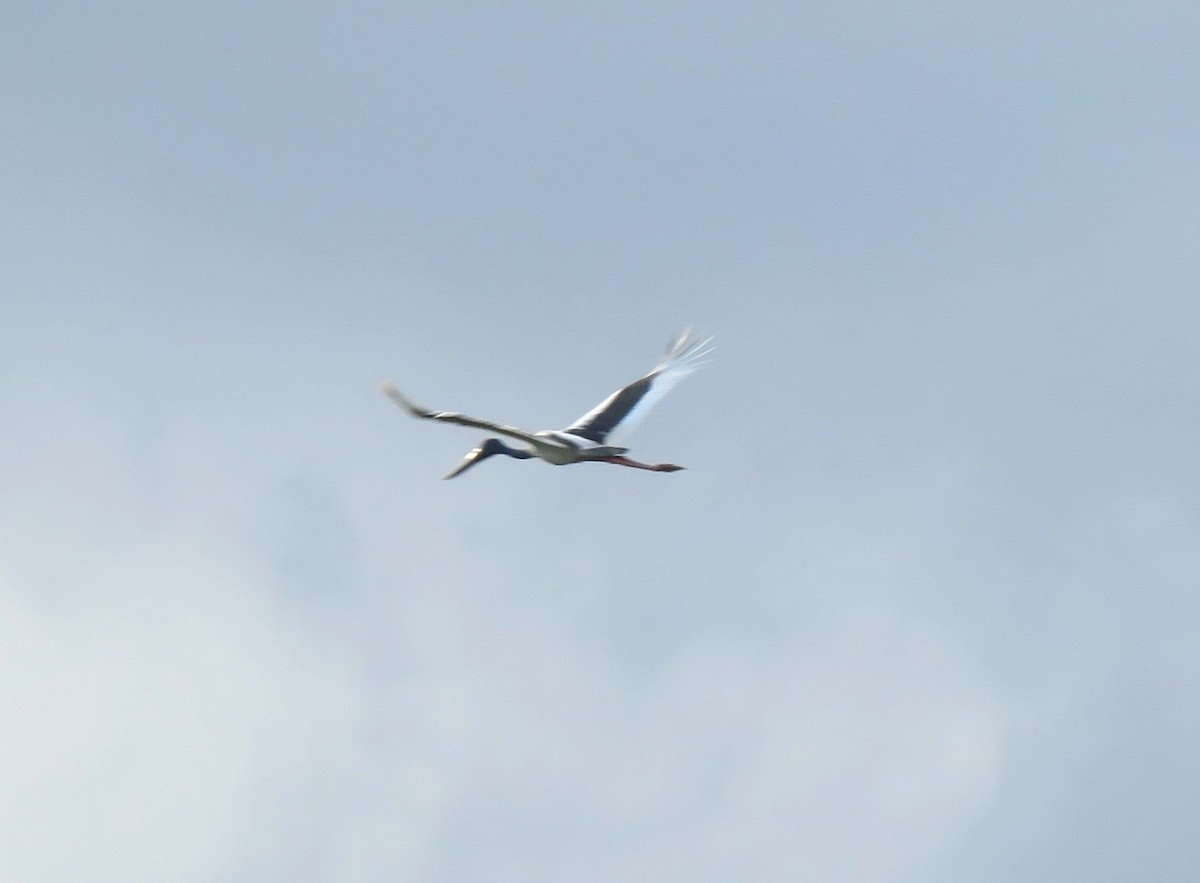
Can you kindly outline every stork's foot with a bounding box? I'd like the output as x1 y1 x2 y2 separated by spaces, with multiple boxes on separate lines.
601 455 686 473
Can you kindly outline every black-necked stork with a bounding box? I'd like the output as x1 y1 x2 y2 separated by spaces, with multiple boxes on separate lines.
382 330 713 478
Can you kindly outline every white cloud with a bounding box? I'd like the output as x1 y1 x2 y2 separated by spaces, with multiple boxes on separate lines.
0 525 362 882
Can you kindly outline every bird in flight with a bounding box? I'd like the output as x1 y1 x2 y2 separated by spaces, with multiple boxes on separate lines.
382 330 714 479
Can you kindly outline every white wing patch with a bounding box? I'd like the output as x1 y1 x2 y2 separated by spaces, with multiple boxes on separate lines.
566 330 713 445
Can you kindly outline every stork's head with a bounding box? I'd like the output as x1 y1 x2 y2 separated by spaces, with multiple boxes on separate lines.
443 437 533 479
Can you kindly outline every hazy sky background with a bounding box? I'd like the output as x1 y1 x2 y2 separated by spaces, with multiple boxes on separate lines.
3 3 1198 880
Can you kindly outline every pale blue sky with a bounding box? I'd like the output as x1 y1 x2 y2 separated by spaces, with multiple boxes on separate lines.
3 3 1198 881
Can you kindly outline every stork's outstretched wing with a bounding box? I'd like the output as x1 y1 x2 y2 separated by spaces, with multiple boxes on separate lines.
381 383 545 448
563 330 714 445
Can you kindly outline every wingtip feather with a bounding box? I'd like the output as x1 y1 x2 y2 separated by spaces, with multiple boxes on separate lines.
381 383 429 418
658 329 715 372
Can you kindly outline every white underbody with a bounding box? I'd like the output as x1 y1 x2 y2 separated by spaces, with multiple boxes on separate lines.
532 431 627 464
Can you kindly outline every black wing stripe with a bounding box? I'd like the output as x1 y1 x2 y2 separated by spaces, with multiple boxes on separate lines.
565 376 652 443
